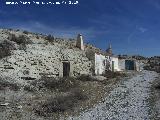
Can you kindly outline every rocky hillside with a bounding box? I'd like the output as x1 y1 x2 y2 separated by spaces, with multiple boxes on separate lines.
144 56 160 73
0 29 120 120
0 28 95 85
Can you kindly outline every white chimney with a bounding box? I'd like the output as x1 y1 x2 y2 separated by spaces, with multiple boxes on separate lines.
76 34 84 50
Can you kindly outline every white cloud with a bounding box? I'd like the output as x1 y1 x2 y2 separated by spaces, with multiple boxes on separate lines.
138 27 148 33
127 25 148 44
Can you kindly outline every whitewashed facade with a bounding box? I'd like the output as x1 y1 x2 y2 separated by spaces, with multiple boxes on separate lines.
110 57 120 71
94 53 120 75
95 53 106 75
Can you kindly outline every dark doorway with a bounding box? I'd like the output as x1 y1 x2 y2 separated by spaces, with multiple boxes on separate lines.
63 62 70 77
125 60 135 70
112 61 114 72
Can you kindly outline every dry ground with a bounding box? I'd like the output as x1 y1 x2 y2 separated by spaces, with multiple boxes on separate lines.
0 72 128 120
149 73 160 120
67 71 158 120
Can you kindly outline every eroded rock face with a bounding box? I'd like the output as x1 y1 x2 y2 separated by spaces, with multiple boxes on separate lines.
0 29 92 85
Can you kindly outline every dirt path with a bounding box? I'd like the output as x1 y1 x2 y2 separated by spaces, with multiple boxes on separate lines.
67 71 159 120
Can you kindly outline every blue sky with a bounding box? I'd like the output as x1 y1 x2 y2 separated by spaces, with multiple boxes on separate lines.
0 0 160 57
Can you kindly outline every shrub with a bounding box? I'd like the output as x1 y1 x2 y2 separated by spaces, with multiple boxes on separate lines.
144 64 160 73
155 85 160 89
9 34 32 50
103 71 126 79
77 74 97 81
45 34 54 42
0 78 20 91
0 40 14 59
23 30 29 34
36 76 79 92
24 85 35 92
19 43 27 50
9 34 32 45
36 36 39 39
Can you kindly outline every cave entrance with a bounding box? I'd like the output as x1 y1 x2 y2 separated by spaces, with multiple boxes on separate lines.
63 62 70 77
125 60 135 70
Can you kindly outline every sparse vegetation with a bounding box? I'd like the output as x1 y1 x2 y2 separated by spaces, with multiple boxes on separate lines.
154 78 160 89
36 36 39 39
23 75 90 116
23 30 29 34
103 71 127 79
0 40 15 59
34 88 87 116
155 85 160 89
8 34 32 50
144 57 160 73
77 74 97 81
23 85 35 92
9 34 32 45
45 34 54 42
31 76 80 92
0 77 20 91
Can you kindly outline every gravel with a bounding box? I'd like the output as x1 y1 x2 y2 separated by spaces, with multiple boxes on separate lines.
67 71 158 120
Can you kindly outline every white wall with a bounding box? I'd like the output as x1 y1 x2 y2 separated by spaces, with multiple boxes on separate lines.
95 53 106 75
110 57 120 71
95 54 121 75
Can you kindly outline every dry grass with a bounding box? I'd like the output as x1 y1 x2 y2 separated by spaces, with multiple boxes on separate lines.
23 85 35 92
21 72 128 118
103 71 127 79
34 88 87 117
23 75 105 117
28 76 80 92
144 61 160 73
154 77 160 90
0 78 20 91
23 76 89 116
148 75 160 119
77 74 98 82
